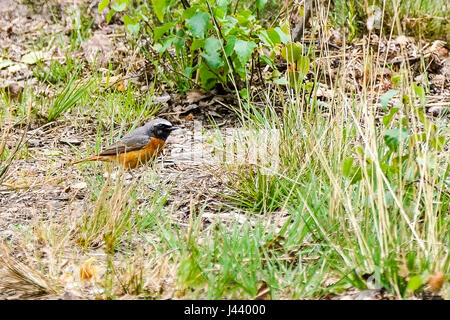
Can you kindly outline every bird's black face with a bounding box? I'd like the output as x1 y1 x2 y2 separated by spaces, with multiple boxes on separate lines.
152 122 178 141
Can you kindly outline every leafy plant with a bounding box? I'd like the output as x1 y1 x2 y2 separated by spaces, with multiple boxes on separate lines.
98 0 291 91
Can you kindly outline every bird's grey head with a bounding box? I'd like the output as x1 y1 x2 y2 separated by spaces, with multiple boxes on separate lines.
144 118 178 141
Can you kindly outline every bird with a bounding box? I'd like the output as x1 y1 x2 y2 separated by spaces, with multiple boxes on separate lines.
72 118 178 169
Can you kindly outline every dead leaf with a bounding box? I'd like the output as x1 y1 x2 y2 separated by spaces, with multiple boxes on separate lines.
428 272 444 291
21 50 48 64
255 281 271 300
72 182 87 190
79 258 97 280
59 273 73 283
186 89 209 104
82 31 114 67
115 79 126 91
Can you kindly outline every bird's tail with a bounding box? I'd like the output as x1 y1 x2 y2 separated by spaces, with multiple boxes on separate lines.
71 155 103 165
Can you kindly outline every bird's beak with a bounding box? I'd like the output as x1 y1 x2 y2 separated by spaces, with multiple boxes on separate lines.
170 126 179 131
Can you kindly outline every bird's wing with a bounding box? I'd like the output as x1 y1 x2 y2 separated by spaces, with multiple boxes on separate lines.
99 134 150 155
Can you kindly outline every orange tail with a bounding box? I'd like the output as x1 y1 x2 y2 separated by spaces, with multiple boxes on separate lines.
71 155 105 165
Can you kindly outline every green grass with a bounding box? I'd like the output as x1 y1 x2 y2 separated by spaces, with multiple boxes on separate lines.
331 0 449 41
47 73 92 122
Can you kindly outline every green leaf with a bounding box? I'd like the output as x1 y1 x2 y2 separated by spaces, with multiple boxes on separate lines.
138 12 149 22
199 64 217 90
0 59 12 69
407 275 423 292
224 36 237 56
384 128 408 152
413 83 426 106
382 107 400 126
380 89 398 110
127 22 140 35
201 52 223 71
152 0 166 23
342 157 354 177
21 51 46 64
216 0 230 11
274 27 290 44
98 0 110 13
281 42 303 64
204 37 222 55
123 14 140 35
259 55 275 68
296 55 309 77
234 40 257 64
187 11 210 39
111 0 127 12
273 77 288 85
256 0 267 10
154 21 175 42
106 8 116 23
191 39 205 52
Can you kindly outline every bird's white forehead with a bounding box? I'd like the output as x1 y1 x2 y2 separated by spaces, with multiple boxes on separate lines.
146 118 172 127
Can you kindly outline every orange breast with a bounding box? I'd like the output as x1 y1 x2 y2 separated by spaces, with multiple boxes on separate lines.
117 137 166 169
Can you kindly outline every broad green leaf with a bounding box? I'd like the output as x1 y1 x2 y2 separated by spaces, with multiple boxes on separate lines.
342 157 354 177
126 22 140 35
234 40 257 64
123 14 139 35
224 36 237 56
256 0 267 10
21 51 46 64
98 0 109 13
199 64 217 90
380 89 398 110
216 0 230 11
384 128 408 152
187 11 210 39
106 8 116 23
173 30 186 51
382 107 400 126
281 42 303 64
273 77 288 85
184 66 197 78
280 19 290 36
259 55 275 68
181 6 198 20
111 0 127 12
296 55 309 77
201 52 223 71
407 275 423 292
0 59 12 69
152 0 166 23
239 88 248 98
259 29 281 47
154 21 175 42
138 12 149 22
413 83 426 106
204 37 222 55
274 27 290 44
191 39 205 52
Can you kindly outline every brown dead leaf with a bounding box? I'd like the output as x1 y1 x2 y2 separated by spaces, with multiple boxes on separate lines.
255 281 271 300
428 272 445 291
79 258 97 280
186 89 209 104
82 31 114 67
59 273 73 283
116 79 127 92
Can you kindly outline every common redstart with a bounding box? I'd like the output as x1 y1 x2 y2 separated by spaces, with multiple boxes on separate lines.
72 118 178 169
